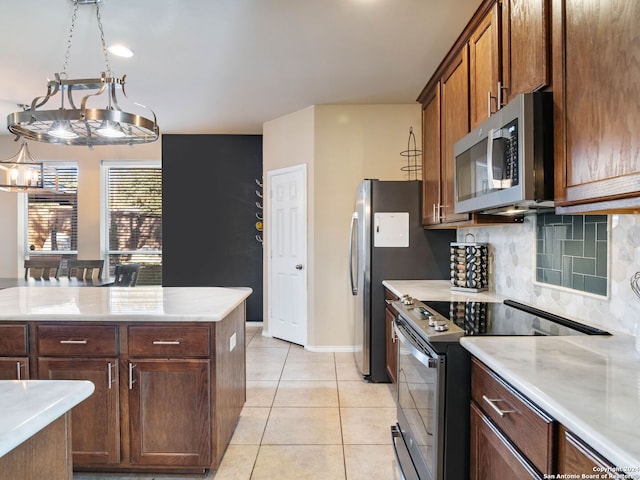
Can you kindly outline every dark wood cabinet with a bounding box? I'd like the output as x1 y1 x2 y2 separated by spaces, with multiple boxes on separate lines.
470 357 623 479
421 83 442 226
470 402 540 479
469 3 501 129
128 359 211 467
22 303 247 475
441 47 471 224
0 323 30 379
38 357 120 466
471 358 555 475
0 357 29 379
501 0 550 103
552 0 640 213
558 425 621 476
384 289 398 385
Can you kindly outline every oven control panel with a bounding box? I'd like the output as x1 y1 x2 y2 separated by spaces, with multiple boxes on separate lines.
392 297 464 343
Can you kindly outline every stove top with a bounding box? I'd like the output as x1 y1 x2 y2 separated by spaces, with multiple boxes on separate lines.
391 295 609 343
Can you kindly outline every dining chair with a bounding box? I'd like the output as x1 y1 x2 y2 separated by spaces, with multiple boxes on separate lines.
24 258 62 280
67 259 104 281
102 263 141 287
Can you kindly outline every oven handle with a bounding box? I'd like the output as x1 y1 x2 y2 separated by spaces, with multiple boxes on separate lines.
391 424 420 480
393 321 438 369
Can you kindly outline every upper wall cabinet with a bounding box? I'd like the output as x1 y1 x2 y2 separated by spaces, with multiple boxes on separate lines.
470 3 500 129
501 0 550 104
552 0 640 213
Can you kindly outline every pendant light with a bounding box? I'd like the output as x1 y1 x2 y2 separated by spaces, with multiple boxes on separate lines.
6 0 159 147
0 139 59 193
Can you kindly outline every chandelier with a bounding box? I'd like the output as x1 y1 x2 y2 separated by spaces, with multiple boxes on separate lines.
0 140 59 193
6 0 159 147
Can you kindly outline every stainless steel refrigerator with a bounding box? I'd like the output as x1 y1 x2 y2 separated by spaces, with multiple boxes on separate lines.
349 180 455 382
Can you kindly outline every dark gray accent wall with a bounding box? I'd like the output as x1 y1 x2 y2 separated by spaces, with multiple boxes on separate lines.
162 134 263 320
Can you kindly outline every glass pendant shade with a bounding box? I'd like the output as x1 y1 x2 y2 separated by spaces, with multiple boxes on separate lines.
0 140 59 193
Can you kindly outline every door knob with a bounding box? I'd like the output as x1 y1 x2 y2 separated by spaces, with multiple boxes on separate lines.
295 264 303 270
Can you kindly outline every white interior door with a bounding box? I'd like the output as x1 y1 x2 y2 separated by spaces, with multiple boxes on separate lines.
267 165 307 346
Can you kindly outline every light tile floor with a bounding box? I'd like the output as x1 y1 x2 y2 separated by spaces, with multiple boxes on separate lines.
75 323 402 480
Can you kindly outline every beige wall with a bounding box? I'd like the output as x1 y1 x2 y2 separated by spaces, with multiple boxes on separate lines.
263 104 421 349
0 135 161 277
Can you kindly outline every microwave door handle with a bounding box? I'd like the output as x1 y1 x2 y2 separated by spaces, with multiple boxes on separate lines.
486 128 513 189
486 128 497 189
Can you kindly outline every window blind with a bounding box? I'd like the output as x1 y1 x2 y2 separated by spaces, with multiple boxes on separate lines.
107 167 162 284
27 166 78 253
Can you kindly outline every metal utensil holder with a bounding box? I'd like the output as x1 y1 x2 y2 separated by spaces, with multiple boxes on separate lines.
450 234 488 292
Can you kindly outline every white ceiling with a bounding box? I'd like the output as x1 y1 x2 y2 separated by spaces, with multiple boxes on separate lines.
0 0 481 136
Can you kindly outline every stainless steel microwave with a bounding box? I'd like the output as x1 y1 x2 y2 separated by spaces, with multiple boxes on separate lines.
453 92 554 215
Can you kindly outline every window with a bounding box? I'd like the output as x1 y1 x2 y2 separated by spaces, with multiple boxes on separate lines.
104 162 162 285
26 165 78 255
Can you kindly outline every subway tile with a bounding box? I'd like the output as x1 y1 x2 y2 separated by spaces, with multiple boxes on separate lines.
572 216 584 240
596 241 608 277
572 273 585 291
584 214 607 223
543 269 561 286
584 276 607 296
563 240 583 257
562 256 572 288
573 257 596 276
584 223 596 257
597 221 607 241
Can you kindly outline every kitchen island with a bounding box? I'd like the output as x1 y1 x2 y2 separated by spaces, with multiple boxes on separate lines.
0 380 94 480
0 286 251 475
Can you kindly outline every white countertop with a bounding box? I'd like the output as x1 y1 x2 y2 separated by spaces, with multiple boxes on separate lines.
0 286 252 322
0 380 94 457
383 279 506 303
462 335 640 476
386 279 640 475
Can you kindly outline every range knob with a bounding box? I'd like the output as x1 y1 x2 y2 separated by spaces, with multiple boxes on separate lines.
400 295 414 305
432 319 448 332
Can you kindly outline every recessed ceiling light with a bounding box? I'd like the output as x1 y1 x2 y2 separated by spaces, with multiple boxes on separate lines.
108 44 134 58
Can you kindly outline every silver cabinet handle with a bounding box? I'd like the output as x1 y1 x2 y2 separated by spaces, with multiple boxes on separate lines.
60 339 88 344
128 363 136 390
295 264 303 270
107 362 113 390
482 395 514 417
498 81 508 108
16 362 22 380
152 340 180 345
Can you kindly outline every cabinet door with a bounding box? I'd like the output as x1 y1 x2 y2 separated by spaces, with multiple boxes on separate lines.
421 83 442 226
129 359 211 467
385 306 397 385
470 402 540 480
558 425 618 476
553 0 640 209
441 46 471 224
469 3 500 129
502 0 549 102
0 358 29 380
38 357 120 466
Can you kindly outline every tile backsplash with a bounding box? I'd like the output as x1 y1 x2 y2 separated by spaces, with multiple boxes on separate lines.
458 214 640 335
535 213 608 296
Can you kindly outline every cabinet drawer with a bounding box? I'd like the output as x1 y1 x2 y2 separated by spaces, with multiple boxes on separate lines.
37 325 118 356
471 358 555 474
128 326 210 357
0 324 28 355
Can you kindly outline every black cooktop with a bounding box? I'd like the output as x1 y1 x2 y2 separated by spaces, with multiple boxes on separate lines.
421 299 610 337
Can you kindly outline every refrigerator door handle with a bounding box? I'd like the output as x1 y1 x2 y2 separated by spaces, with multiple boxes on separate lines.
349 212 359 295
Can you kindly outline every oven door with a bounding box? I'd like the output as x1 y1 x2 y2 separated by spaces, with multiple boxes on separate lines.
393 319 445 480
